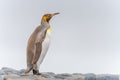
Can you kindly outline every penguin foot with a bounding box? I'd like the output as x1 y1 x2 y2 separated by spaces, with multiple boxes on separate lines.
33 69 41 75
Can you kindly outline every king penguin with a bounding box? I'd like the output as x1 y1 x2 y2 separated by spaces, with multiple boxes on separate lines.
25 13 59 75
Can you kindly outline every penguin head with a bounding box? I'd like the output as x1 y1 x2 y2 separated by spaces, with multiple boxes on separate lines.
42 13 60 23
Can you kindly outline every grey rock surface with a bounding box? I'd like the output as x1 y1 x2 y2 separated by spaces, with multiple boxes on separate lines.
0 67 119 80
54 73 85 80
96 74 119 80
54 73 72 79
1 67 20 75
84 73 96 80
0 70 6 75
41 72 56 78
0 76 3 80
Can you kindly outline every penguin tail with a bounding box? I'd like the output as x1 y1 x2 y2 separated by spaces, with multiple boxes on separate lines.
24 64 33 74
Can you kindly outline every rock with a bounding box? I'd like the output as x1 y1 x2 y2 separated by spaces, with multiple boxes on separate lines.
3 74 20 80
41 72 56 78
54 73 85 80
44 78 63 80
65 74 85 80
4 75 63 80
73 73 83 75
0 76 3 80
96 74 119 80
0 67 120 80
84 73 96 80
1 67 20 75
19 69 25 74
0 70 6 75
54 73 72 79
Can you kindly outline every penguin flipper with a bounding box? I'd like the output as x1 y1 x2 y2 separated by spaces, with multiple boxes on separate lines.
32 42 42 64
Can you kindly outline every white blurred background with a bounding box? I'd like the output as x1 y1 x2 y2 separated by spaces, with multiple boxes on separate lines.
0 0 120 74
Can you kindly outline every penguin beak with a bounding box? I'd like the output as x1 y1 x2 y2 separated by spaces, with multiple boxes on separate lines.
51 13 60 17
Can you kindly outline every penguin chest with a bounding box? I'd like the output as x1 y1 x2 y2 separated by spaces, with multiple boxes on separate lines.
37 28 52 66
42 32 51 51
42 27 52 52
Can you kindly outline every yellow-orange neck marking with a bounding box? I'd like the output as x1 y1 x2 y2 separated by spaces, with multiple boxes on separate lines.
47 27 52 33
43 16 47 22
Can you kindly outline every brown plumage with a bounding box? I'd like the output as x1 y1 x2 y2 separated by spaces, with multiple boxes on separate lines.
24 13 59 75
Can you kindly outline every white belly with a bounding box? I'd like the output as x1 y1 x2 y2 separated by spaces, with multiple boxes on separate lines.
37 32 51 68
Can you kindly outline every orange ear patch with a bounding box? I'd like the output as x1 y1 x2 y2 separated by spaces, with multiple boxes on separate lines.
43 16 47 22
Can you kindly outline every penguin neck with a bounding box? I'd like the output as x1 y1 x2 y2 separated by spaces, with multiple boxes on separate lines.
41 20 50 28
41 20 52 35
